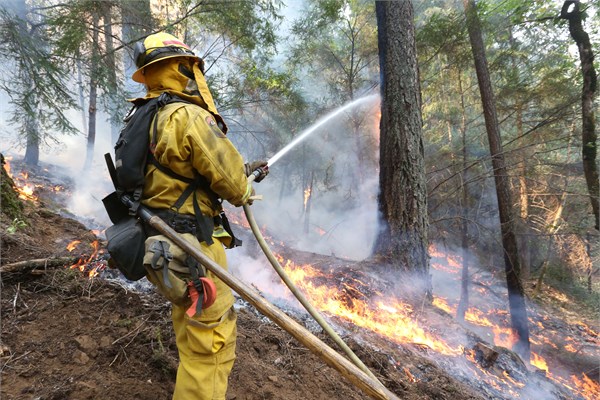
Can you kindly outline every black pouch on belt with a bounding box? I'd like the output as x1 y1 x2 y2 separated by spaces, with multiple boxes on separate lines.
105 217 147 281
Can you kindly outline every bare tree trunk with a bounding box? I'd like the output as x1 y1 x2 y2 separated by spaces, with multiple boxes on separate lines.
84 13 100 171
23 116 39 167
462 0 530 362
533 192 567 296
21 3 40 167
561 0 599 230
303 171 314 235
373 1 430 292
103 2 121 145
534 126 574 295
457 73 469 322
77 59 88 136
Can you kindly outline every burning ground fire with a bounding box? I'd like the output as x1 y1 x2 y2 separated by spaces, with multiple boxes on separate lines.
225 205 598 399
3 156 65 201
275 251 599 399
428 246 599 399
65 239 106 278
275 254 462 356
8 161 594 399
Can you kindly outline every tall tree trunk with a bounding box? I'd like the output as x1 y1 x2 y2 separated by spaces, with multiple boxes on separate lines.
534 124 575 295
373 1 430 291
462 0 530 362
17 0 39 167
533 192 567 296
103 2 121 145
77 58 88 136
560 0 599 230
457 73 469 322
516 107 531 280
23 116 39 166
84 13 100 171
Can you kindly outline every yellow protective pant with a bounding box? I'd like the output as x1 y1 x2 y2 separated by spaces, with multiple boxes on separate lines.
171 305 237 400
144 232 237 400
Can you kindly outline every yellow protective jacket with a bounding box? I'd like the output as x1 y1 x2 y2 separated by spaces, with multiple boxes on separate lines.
136 57 252 218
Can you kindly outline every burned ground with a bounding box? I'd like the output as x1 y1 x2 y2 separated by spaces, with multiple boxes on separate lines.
1 165 598 400
0 200 488 400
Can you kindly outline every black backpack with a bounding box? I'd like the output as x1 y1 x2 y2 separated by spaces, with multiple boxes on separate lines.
114 92 186 214
102 93 240 281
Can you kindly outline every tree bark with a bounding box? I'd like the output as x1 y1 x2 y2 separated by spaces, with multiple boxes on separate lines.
23 116 39 167
462 0 530 362
373 1 430 290
560 0 599 230
102 2 121 145
457 73 469 322
84 13 100 171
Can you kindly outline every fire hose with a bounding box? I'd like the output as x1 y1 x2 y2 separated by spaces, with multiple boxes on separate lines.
104 147 396 399
243 173 381 384
131 199 398 400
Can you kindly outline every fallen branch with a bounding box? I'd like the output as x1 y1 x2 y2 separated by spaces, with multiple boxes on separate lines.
0 256 79 274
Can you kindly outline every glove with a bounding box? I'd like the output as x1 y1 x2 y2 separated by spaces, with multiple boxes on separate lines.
244 160 269 183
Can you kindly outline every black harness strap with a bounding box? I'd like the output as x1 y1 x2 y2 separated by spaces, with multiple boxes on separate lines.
185 255 205 316
146 92 242 248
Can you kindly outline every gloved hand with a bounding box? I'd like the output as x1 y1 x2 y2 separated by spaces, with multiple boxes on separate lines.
244 160 269 183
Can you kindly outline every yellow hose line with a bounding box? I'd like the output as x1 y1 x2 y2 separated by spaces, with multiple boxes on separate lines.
243 203 381 383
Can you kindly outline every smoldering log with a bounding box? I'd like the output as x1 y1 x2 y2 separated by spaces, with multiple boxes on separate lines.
1 256 79 274
473 342 499 367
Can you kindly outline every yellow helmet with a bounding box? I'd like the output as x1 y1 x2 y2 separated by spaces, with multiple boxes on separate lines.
132 32 199 83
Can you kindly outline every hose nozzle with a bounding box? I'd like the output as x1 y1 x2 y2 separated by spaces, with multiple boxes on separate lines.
250 165 269 183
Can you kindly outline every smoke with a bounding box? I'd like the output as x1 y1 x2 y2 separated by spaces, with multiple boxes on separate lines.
54 110 115 228
227 246 296 305
231 94 381 261
1 104 117 229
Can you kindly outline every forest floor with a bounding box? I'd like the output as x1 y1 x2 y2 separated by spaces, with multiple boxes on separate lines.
1 160 598 400
0 199 488 400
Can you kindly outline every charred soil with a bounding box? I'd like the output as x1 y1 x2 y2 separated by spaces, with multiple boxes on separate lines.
0 199 492 400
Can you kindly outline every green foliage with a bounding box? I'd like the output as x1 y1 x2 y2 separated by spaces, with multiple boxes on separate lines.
44 0 134 126
0 158 24 221
288 0 378 102
416 0 597 296
0 5 78 148
6 218 27 234
182 0 282 60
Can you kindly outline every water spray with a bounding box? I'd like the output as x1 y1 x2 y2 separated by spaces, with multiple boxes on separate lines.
244 94 384 385
267 94 379 167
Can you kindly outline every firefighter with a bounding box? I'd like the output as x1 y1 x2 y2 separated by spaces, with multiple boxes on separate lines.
130 32 268 400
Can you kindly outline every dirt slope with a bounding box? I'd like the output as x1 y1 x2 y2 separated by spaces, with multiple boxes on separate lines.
0 197 491 400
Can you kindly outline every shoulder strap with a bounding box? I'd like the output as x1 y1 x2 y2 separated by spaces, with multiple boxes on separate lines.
148 93 222 245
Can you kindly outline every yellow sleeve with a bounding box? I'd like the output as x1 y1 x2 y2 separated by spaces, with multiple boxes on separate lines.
182 107 251 207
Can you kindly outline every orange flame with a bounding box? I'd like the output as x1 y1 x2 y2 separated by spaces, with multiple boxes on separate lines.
429 247 598 398
279 256 461 355
303 187 311 209
18 184 35 200
4 156 12 175
3 159 38 201
68 241 103 278
403 367 417 383
66 240 81 252
564 343 577 353
531 352 548 371
570 373 600 399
